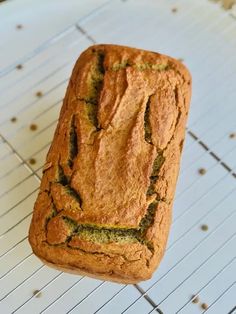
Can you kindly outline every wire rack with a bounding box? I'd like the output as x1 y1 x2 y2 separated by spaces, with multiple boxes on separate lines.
0 0 236 313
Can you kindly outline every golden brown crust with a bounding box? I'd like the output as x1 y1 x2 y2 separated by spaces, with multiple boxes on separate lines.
38 257 143 284
29 44 191 283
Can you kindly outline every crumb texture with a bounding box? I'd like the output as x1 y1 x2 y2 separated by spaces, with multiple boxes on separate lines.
29 44 191 283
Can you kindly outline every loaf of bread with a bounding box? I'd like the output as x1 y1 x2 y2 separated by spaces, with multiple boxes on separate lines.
29 44 191 283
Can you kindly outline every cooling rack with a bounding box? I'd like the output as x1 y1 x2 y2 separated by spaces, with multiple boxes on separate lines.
0 0 236 313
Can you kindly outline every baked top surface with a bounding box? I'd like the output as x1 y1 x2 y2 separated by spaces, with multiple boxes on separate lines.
29 44 191 281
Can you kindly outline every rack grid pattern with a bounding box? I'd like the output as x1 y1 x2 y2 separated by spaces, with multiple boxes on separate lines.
1 0 236 313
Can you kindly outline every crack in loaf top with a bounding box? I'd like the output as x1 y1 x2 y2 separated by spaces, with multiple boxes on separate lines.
41 44 190 229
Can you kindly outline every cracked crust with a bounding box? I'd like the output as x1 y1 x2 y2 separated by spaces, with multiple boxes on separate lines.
29 44 191 283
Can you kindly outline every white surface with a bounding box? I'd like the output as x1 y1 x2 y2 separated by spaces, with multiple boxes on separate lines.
0 0 236 313
0 0 110 70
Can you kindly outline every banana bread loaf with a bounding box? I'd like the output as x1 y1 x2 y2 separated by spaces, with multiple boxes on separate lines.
29 44 191 283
